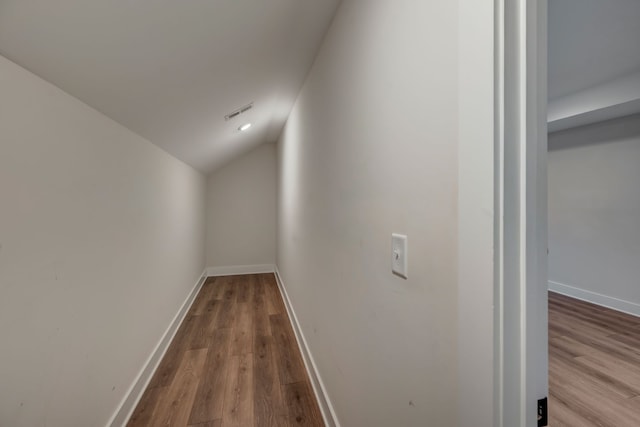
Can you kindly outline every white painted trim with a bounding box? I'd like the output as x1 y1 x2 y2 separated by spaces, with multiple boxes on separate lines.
205 264 275 277
107 270 208 427
549 281 640 318
495 0 548 425
273 267 340 427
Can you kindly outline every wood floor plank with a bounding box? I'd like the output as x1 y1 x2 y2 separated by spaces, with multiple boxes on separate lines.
549 310 613 338
191 282 216 316
231 302 253 356
551 335 599 358
148 348 208 426
270 314 307 385
573 354 640 396
221 354 254 427
282 381 324 427
210 277 226 300
127 385 167 427
549 291 640 426
188 421 222 427
190 300 222 350
548 394 600 427
550 354 637 400
189 328 232 425
550 374 640 427
129 273 324 427
148 314 199 388
254 275 267 299
263 275 285 315
253 290 272 348
236 275 254 303
254 334 284 427
561 330 640 364
550 295 640 327
216 283 237 329
608 331 640 350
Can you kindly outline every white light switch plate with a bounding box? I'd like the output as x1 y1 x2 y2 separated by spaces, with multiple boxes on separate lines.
391 233 408 279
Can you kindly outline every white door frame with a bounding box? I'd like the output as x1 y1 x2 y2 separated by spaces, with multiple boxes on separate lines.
498 0 548 425
458 0 547 426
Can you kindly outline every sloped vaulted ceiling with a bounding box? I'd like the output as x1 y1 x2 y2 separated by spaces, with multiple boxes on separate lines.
0 0 341 172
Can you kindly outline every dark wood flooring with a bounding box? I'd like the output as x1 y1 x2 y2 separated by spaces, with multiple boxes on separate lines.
549 291 640 426
127 273 324 427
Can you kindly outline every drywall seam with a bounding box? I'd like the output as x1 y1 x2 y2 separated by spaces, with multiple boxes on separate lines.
274 267 341 427
107 270 208 427
205 264 275 277
549 280 640 318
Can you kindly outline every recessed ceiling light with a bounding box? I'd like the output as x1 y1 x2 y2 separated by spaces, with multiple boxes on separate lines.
238 123 252 132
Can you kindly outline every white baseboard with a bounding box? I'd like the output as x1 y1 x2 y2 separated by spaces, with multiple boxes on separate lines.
107 270 208 427
206 264 275 277
549 280 640 318
274 267 340 427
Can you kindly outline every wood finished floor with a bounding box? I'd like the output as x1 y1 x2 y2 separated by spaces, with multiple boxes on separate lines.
549 291 640 426
128 273 324 427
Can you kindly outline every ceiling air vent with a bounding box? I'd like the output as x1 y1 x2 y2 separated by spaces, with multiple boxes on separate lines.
224 102 254 121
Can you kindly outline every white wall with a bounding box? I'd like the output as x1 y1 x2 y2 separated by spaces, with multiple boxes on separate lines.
0 55 206 427
205 142 276 268
276 1 458 425
458 0 496 424
548 71 640 123
548 113 640 309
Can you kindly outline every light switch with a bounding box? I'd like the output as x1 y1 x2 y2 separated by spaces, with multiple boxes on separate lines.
391 233 408 279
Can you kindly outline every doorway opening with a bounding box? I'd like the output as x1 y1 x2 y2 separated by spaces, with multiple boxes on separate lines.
546 1 640 424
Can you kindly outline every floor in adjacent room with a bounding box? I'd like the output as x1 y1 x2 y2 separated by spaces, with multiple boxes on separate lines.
549 291 640 426
127 273 324 427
